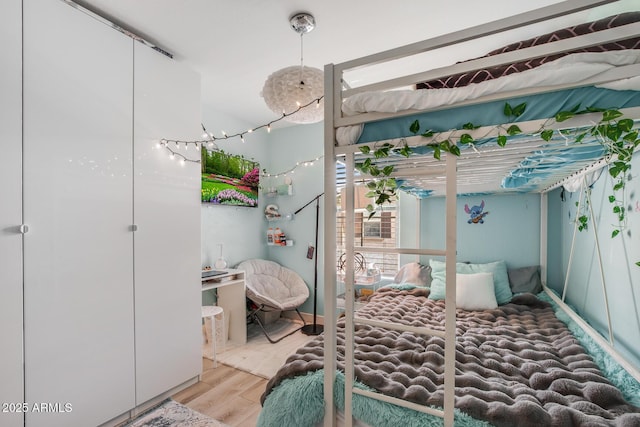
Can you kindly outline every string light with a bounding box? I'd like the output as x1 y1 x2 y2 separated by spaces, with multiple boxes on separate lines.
158 135 323 177
157 98 325 173
261 155 324 178
159 139 200 164
160 95 323 148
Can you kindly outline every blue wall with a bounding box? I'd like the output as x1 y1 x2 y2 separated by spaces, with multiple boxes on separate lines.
418 193 541 268
263 122 325 316
547 152 640 367
199 111 325 315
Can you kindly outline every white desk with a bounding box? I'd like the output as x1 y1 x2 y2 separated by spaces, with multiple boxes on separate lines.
202 269 246 345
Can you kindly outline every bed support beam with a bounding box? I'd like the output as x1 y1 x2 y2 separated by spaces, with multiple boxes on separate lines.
562 179 584 302
343 151 356 426
584 182 615 346
334 0 616 75
544 285 640 384
344 22 640 98
349 247 446 257
323 63 337 427
443 152 457 426
540 193 548 287
355 316 446 338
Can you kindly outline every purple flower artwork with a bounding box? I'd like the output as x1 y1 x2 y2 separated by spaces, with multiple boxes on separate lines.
201 148 259 207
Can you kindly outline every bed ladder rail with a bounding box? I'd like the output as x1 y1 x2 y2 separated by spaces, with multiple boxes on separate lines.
339 151 457 427
353 388 446 419
353 316 446 339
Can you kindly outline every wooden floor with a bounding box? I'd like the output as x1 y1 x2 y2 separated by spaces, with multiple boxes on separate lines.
173 358 268 427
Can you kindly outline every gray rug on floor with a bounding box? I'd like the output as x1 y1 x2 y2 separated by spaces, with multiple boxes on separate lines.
124 399 229 427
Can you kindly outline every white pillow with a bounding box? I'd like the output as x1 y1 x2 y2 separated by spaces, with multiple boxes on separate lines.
393 262 431 287
456 272 497 311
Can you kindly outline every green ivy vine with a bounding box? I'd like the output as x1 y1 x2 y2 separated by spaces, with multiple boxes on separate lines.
355 101 640 266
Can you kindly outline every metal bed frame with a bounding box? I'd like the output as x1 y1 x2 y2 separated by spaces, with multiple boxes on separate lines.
323 1 640 425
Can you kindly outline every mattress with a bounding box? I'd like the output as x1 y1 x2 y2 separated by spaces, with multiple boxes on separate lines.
259 288 640 427
337 51 640 146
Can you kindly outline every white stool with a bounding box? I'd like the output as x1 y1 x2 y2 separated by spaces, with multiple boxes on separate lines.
201 305 224 368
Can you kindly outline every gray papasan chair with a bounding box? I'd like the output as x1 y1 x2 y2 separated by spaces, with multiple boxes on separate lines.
236 259 309 343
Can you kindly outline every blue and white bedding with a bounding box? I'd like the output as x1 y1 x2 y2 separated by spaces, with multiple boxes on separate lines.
336 50 640 197
337 51 640 146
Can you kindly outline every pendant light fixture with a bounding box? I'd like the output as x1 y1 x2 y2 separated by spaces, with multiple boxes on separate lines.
261 12 324 124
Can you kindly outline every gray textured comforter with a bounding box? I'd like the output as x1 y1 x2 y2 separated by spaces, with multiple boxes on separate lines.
263 288 640 426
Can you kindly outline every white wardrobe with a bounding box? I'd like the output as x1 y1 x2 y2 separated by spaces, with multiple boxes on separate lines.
0 1 202 426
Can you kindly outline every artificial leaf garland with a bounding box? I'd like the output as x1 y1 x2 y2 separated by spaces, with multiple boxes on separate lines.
355 101 639 265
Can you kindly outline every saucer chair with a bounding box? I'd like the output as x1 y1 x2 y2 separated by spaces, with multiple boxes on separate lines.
236 259 309 343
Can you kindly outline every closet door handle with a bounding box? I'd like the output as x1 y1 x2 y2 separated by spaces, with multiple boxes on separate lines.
19 224 29 234
130 224 138 232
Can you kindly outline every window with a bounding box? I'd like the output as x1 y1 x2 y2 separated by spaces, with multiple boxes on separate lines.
363 220 381 238
336 207 398 274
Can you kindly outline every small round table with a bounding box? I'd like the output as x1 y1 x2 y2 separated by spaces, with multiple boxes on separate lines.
201 305 224 367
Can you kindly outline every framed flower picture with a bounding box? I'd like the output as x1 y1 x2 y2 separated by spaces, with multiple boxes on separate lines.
201 147 259 208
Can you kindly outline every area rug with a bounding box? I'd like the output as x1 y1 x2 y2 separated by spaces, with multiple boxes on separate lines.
123 399 229 427
203 318 316 379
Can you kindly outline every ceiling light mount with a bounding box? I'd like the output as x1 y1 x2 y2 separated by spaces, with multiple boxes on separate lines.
289 12 316 35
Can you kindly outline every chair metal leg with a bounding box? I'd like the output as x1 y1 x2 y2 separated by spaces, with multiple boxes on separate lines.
248 305 307 344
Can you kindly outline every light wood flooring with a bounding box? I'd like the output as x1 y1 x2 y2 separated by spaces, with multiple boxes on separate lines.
173 359 267 427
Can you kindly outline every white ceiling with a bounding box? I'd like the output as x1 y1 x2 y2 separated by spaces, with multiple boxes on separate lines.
74 0 632 129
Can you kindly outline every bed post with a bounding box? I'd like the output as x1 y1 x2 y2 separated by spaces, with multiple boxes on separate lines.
343 151 356 425
443 151 457 426
540 192 548 287
323 62 337 427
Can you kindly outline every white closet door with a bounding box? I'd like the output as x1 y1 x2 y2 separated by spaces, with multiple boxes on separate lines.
133 43 202 404
23 1 135 426
0 1 24 426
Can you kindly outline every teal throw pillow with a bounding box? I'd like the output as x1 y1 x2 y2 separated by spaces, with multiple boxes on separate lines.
428 259 513 305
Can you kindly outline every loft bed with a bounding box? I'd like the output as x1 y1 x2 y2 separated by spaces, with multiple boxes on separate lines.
259 1 640 426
